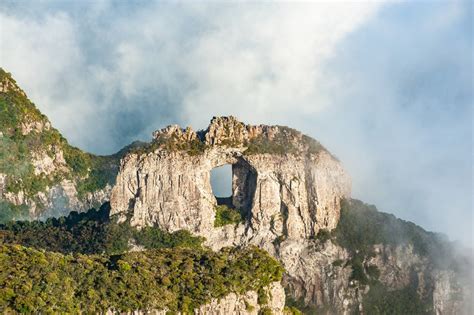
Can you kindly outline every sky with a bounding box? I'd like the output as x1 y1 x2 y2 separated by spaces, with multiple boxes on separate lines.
0 0 472 245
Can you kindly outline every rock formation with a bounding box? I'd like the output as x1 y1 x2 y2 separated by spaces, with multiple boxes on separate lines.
110 116 351 244
110 117 471 314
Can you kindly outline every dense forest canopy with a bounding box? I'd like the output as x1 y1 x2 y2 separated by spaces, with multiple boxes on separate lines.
0 204 284 313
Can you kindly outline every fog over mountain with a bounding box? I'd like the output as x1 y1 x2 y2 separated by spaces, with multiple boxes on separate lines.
0 0 472 246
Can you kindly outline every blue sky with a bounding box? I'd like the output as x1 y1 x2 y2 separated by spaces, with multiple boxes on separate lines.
0 0 472 245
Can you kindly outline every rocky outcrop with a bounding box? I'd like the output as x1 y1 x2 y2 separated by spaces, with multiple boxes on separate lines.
277 239 359 313
3 178 112 219
109 117 471 314
106 282 285 315
0 173 6 197
20 119 51 136
278 239 471 315
111 116 351 244
0 75 26 96
196 282 285 315
109 116 354 311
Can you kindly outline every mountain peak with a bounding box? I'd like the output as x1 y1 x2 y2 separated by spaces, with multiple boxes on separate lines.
147 115 328 158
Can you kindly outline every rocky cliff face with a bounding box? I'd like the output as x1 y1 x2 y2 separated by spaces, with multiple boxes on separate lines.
279 239 470 314
110 117 471 314
110 116 351 243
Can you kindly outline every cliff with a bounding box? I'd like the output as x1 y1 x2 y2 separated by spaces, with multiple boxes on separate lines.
0 68 125 221
110 117 471 314
110 116 351 242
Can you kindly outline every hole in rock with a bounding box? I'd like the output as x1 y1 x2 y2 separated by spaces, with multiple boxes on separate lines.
210 160 257 220
210 164 233 206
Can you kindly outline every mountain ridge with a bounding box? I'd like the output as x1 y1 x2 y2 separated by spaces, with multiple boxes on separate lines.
0 68 129 221
0 68 471 314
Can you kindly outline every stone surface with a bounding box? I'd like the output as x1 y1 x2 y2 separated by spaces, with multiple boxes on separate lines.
105 282 285 315
0 75 26 96
278 239 358 313
111 116 351 243
0 173 6 197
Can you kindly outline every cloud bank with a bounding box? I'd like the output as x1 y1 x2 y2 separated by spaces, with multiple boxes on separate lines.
0 1 472 245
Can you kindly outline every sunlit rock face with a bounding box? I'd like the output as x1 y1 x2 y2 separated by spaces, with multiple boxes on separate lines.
110 116 351 244
109 116 354 311
109 117 470 314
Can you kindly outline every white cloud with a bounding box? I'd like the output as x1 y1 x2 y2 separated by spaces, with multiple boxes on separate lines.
180 3 382 127
0 2 383 148
0 1 471 245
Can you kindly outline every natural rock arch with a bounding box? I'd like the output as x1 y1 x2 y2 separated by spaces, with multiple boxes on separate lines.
110 116 351 246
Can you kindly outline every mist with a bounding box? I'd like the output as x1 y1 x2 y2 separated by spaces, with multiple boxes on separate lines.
0 1 471 245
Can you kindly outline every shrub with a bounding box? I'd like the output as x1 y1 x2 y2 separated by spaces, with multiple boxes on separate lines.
362 282 432 314
366 265 380 280
257 287 269 305
284 306 303 315
214 205 244 227
284 295 321 315
315 229 331 243
0 200 285 313
332 259 344 267
259 307 273 315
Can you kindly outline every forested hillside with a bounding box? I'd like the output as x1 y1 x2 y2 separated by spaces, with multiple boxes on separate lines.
0 205 284 313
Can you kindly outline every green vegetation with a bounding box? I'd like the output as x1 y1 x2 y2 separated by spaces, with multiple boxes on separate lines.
0 203 284 313
325 199 457 291
0 203 204 255
0 70 46 132
0 244 283 313
276 199 460 314
332 199 453 264
362 282 432 314
314 228 331 243
331 259 344 267
259 306 273 315
132 132 208 156
244 130 298 155
214 204 244 227
244 126 326 156
284 306 303 315
284 294 324 315
0 68 123 216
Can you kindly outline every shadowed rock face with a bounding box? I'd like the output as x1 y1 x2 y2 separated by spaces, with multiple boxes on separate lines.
110 116 351 244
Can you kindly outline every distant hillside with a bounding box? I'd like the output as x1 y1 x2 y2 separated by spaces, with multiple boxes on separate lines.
0 68 138 222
